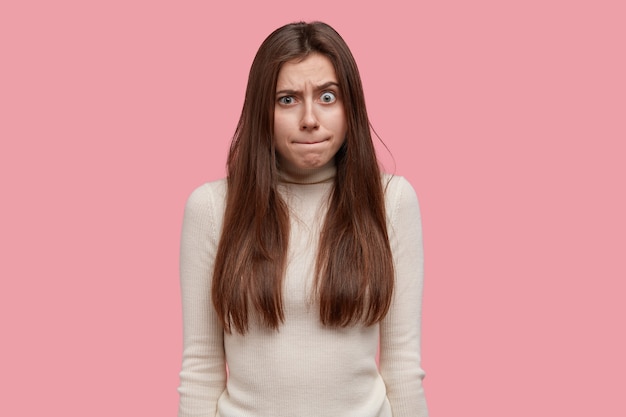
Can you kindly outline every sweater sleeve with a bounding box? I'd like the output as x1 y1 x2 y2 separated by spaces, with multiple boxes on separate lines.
379 176 429 417
178 183 226 417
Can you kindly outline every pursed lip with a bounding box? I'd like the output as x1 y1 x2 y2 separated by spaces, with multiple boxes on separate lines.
292 137 329 144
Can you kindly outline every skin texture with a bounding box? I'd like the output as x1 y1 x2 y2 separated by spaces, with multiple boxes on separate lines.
273 53 347 174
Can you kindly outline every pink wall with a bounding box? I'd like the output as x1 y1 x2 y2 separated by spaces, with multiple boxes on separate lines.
1 0 624 415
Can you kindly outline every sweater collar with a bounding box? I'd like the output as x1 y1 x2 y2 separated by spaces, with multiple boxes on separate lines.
277 159 336 185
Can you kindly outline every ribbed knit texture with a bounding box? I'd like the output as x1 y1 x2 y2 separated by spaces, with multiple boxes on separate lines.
178 161 428 417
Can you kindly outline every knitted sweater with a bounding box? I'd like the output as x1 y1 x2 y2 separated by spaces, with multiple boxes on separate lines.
178 162 428 417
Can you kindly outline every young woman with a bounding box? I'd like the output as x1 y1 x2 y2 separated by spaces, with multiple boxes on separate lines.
178 21 428 417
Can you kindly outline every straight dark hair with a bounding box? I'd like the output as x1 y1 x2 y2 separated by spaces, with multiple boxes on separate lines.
212 21 394 334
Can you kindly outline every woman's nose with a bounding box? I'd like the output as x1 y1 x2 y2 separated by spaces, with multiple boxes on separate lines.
300 102 320 131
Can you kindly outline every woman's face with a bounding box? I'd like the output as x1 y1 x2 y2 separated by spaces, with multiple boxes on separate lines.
273 53 347 173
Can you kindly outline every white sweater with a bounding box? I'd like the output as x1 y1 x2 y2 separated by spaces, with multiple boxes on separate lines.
178 163 428 417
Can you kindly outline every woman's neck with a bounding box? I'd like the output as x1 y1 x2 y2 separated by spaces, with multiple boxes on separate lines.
277 159 336 185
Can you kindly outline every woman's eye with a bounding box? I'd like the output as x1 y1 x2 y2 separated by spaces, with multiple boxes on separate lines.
278 96 294 105
320 92 337 103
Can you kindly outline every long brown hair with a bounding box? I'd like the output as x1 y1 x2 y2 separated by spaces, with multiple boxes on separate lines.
212 21 394 334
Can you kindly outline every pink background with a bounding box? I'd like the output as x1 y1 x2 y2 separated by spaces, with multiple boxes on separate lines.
1 0 624 415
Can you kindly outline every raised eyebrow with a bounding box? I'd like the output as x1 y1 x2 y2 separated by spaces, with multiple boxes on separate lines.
275 81 340 96
316 81 340 91
275 89 299 96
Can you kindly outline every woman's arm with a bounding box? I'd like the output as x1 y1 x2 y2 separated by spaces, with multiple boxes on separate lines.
178 183 227 417
379 176 429 417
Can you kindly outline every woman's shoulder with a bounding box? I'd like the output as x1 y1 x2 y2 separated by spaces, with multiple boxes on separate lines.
382 173 419 203
184 178 228 214
381 173 421 222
